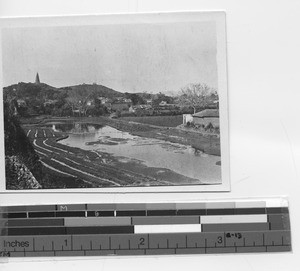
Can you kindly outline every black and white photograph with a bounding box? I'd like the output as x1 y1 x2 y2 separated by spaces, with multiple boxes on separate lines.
0 12 229 192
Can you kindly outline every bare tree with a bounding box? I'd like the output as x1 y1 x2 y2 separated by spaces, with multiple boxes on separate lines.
65 89 94 117
65 92 80 116
178 83 215 114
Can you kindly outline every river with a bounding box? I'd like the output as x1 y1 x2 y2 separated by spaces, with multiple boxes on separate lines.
51 123 221 184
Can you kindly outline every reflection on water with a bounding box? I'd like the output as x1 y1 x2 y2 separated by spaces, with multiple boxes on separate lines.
52 123 103 134
54 123 221 183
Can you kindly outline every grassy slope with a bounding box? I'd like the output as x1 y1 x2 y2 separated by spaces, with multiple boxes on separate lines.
121 115 183 127
68 84 123 98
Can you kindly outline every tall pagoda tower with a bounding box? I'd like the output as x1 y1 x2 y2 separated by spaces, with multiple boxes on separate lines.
35 73 40 84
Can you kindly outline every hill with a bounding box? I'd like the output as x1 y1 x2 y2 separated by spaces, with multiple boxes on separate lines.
3 82 124 101
64 84 123 99
3 82 59 100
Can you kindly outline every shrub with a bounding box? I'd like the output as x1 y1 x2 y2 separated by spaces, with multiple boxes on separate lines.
205 122 214 132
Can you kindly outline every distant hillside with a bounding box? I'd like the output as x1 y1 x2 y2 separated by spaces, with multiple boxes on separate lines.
3 82 59 100
63 83 123 99
3 82 124 100
134 92 156 99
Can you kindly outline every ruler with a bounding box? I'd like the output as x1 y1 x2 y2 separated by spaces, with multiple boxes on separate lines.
0 199 291 257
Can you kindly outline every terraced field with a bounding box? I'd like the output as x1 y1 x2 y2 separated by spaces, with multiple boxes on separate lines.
23 126 166 188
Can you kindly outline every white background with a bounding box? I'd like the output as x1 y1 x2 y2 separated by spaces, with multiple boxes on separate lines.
0 0 299 270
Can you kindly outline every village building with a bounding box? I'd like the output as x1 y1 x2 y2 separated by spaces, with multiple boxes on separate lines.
104 102 112 111
159 101 168 106
111 99 132 112
123 98 132 104
182 114 193 125
43 99 58 106
129 105 136 113
86 99 94 106
146 99 153 105
192 109 219 127
97 97 107 104
97 97 112 110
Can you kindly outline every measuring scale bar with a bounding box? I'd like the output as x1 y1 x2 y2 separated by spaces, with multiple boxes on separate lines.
0 230 291 257
0 199 292 257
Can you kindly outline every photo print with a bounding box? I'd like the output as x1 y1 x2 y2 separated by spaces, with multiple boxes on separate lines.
0 12 229 192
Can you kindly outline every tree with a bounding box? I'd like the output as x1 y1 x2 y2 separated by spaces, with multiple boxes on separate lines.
88 98 107 116
152 92 174 107
178 83 215 114
65 93 80 116
124 93 145 105
65 89 94 117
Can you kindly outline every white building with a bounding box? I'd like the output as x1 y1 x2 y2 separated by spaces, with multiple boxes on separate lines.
182 114 193 125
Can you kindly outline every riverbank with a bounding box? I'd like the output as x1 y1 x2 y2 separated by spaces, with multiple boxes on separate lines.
77 117 221 156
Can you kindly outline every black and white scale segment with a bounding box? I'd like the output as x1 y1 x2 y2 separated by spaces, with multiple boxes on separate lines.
0 198 291 257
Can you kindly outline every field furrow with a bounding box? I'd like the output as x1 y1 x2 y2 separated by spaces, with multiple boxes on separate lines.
25 126 162 187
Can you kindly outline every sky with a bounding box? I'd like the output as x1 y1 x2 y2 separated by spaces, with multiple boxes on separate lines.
2 21 218 94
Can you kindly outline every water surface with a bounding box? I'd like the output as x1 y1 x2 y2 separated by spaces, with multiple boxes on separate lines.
53 123 221 183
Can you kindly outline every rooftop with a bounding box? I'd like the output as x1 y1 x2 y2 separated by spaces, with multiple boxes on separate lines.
193 109 219 118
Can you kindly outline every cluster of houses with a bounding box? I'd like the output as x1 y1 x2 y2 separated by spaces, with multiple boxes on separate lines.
17 98 60 107
98 95 220 131
96 96 179 114
17 93 220 130
96 96 133 111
